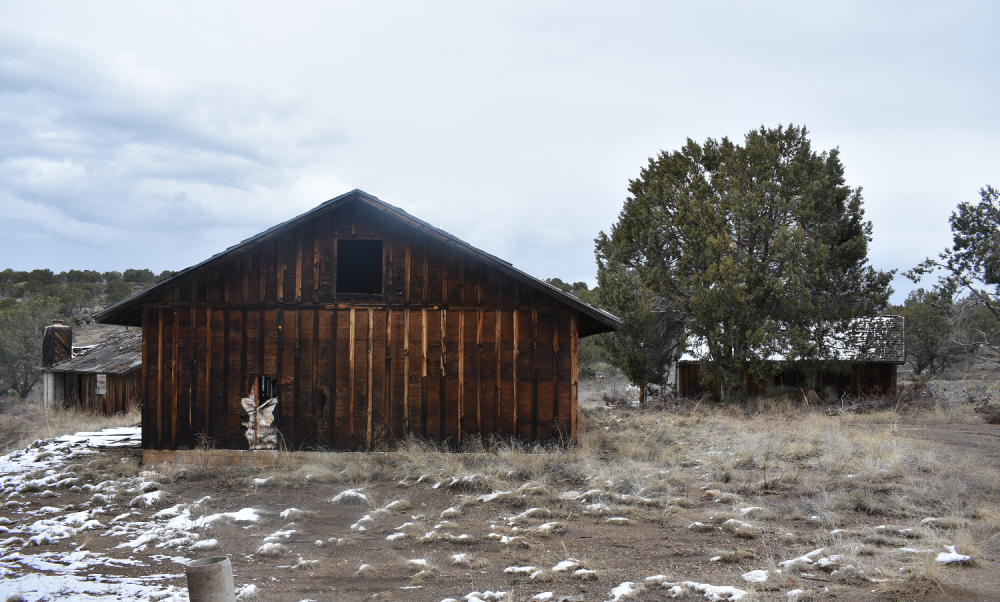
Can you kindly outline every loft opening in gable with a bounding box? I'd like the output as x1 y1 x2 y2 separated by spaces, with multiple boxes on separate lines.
337 239 383 295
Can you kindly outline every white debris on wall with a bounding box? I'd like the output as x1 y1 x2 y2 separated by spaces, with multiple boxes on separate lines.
241 391 278 450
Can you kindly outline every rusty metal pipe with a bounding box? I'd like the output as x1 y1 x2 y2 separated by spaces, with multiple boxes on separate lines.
186 556 236 602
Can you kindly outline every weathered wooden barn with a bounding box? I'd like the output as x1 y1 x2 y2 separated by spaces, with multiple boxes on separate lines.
675 316 906 399
42 329 142 414
94 189 621 450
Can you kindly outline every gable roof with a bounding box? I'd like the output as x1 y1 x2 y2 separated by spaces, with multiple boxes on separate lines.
44 330 142 375
94 189 622 335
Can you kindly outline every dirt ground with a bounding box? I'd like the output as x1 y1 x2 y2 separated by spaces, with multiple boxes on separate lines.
3 380 1000 601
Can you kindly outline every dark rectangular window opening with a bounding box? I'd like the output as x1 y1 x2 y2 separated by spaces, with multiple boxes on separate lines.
257 375 278 401
337 239 383 295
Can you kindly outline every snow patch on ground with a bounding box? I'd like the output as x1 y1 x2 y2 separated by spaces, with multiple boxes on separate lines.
646 575 747 601
552 558 579 572
936 545 972 564
331 488 369 503
741 569 769 583
608 581 636 601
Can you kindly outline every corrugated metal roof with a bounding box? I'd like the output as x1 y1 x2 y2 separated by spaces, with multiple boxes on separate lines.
45 330 142 375
94 189 622 335
679 316 906 364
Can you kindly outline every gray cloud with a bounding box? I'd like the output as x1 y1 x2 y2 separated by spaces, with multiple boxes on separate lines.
0 34 344 253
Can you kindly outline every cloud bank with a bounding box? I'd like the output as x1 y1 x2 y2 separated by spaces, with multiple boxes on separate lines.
0 33 345 267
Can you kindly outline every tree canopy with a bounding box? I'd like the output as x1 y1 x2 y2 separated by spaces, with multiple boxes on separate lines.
596 125 893 398
893 288 965 375
0 298 58 398
909 185 1000 361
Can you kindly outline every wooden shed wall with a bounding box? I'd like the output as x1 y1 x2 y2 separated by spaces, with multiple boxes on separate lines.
677 363 898 400
140 202 579 450
51 371 141 415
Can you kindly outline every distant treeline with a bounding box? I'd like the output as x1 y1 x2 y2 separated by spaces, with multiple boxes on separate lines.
0 268 175 324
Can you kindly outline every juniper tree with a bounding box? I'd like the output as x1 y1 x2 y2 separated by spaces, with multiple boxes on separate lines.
909 185 1000 361
596 125 893 399
894 288 965 375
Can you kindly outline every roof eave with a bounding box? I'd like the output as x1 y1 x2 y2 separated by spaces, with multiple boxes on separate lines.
94 189 623 332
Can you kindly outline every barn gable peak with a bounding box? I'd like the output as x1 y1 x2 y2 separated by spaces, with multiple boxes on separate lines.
94 189 621 335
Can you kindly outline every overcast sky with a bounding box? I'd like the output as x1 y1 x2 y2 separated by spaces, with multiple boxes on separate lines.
2 1 997 304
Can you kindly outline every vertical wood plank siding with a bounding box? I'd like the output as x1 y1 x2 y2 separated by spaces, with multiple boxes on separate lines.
676 362 899 400
51 371 141 415
138 202 582 450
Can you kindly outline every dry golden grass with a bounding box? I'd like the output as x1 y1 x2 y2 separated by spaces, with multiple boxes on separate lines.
0 397 140 451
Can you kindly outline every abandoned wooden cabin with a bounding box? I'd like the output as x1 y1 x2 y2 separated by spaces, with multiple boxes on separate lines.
42 327 142 414
675 315 906 399
94 189 621 451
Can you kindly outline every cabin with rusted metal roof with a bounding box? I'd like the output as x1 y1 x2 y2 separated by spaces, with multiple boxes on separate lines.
94 189 621 450
675 316 906 399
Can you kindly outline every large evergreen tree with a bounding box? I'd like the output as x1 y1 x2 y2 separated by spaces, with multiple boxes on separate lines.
596 125 893 399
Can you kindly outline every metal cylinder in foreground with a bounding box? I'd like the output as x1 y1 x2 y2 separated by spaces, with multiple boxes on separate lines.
186 556 236 602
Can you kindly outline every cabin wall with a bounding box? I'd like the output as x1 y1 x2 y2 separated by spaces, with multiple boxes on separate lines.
142 306 577 450
677 363 899 400
140 202 579 450
45 371 140 415
677 363 717 400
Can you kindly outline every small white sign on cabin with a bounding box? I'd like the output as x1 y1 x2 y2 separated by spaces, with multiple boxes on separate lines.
96 374 107 395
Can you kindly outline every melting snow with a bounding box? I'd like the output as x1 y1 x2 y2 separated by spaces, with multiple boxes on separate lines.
646 576 747 601
778 548 824 568
257 542 285 555
741 569 769 582
0 429 213 602
331 488 369 503
462 591 505 601
936 545 972 564
609 581 636 601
